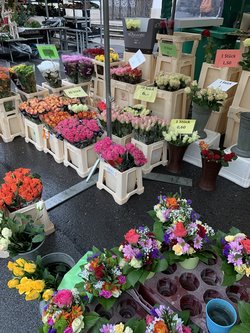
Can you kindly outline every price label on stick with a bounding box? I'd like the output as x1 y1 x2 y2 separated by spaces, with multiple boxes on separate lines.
36 44 59 59
214 49 241 68
170 119 196 134
208 79 238 92
64 87 88 98
134 85 157 102
160 42 177 57
129 49 146 69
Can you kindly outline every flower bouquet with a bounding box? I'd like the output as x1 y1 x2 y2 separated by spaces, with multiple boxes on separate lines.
0 168 43 212
55 118 103 148
132 116 168 145
199 141 237 167
39 289 87 333
10 64 37 93
155 72 191 92
61 55 79 84
117 226 167 287
239 38 250 71
100 322 134 333
37 61 62 88
0 212 45 258
145 305 194 333
83 47 105 58
77 248 127 309
125 18 141 31
94 137 147 172
123 104 151 117
0 65 11 99
78 56 94 82
214 228 250 285
110 65 142 84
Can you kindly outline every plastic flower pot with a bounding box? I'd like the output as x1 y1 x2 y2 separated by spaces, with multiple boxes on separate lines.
179 257 199 270
192 103 212 139
12 239 45 261
167 143 188 174
198 156 222 192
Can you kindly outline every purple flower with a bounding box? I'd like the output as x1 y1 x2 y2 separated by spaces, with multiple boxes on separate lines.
87 253 100 262
64 327 73 333
100 324 114 333
138 226 145 232
122 244 137 259
48 318 54 326
151 248 161 259
194 235 203 250
48 328 56 333
118 275 126 285
190 210 200 221
135 252 143 260
223 244 231 257
187 199 192 205
164 232 171 244
99 290 113 298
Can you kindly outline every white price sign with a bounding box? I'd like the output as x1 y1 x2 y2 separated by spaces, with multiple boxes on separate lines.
129 49 146 69
208 79 238 92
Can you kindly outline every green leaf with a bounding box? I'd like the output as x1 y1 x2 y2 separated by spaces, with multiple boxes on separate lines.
221 262 236 286
153 221 164 241
127 269 143 287
189 323 200 333
229 227 241 235
154 258 168 272
84 312 101 329
88 317 109 333
75 282 86 292
229 323 250 333
138 270 151 284
238 301 250 324
32 234 45 243
111 247 120 257
178 310 190 325
98 297 116 311
126 319 146 333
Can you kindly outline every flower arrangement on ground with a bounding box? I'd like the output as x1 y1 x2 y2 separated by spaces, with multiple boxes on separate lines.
214 227 250 285
122 104 151 117
155 72 191 91
0 168 43 212
7 256 57 301
100 322 134 333
94 137 147 172
39 288 86 333
239 38 250 71
163 127 199 146
110 65 142 84
184 81 228 111
10 64 37 93
37 61 62 88
117 226 167 287
55 118 103 148
125 18 141 31
145 305 194 333
132 116 168 144
199 141 237 167
0 212 45 258
77 248 127 309
0 65 11 99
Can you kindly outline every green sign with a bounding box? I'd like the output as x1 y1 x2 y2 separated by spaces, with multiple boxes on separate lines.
134 85 157 102
160 42 177 57
170 119 196 134
64 87 88 98
37 44 59 59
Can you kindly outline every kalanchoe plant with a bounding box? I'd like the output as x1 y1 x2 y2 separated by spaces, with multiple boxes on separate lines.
155 72 191 91
239 38 250 71
125 18 141 31
185 81 228 111
199 141 237 167
163 127 200 147
0 212 45 258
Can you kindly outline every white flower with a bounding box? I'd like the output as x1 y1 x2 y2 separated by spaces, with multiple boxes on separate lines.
119 258 127 268
1 227 12 239
42 314 49 324
207 95 214 101
191 80 198 86
72 315 84 333
119 244 124 252
156 210 166 223
130 257 142 268
184 87 191 94
112 289 122 298
36 201 44 211
243 38 250 47
0 237 10 250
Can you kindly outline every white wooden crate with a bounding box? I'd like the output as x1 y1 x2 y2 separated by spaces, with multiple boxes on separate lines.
224 106 248 148
43 128 64 163
24 117 44 151
42 79 74 96
16 85 49 101
155 55 195 80
112 134 133 146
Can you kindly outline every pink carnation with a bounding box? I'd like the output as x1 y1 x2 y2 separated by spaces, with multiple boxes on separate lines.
52 290 73 308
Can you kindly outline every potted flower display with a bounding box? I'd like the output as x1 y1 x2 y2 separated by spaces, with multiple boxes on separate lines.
94 137 147 205
76 248 127 309
61 55 94 84
198 141 237 191
117 226 168 287
55 118 103 177
185 81 228 139
123 104 151 117
111 65 142 84
0 65 11 99
0 212 45 259
78 56 94 82
38 61 62 88
163 127 200 174
94 50 120 76
125 18 141 31
83 47 105 58
10 64 37 94
131 116 168 173
214 228 250 285
155 72 191 92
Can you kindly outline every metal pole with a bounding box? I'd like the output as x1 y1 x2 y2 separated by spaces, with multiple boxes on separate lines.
103 0 112 138
170 0 177 21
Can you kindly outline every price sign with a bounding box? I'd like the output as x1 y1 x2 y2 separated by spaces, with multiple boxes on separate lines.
160 42 177 57
208 79 238 92
214 50 241 68
170 119 196 134
36 44 59 59
129 49 146 69
64 87 88 98
134 85 157 102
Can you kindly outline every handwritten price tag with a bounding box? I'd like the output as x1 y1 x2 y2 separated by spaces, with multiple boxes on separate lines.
64 87 88 98
208 79 238 92
170 119 196 134
129 49 146 69
160 42 177 57
214 50 241 68
36 44 59 59
134 85 157 102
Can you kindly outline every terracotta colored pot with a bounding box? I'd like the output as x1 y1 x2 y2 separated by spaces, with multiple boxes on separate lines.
167 143 188 174
198 155 222 191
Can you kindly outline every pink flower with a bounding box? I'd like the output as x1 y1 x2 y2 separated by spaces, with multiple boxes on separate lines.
52 290 73 308
64 327 73 333
183 326 192 333
99 290 113 298
125 228 140 244
118 275 126 285
146 315 154 325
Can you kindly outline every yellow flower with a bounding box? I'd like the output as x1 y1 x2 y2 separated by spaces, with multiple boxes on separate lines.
24 263 36 274
7 261 16 271
245 267 250 277
7 278 20 289
25 290 40 301
173 244 183 256
243 38 250 47
42 289 54 301
16 258 27 267
225 235 235 242
32 280 45 293
188 247 195 255
16 281 33 295
235 264 246 275
12 266 25 277
114 323 125 333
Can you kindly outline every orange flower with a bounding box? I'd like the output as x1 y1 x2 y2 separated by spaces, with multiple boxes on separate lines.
199 140 209 151
63 305 83 324
154 320 169 333
166 197 179 209
89 258 99 271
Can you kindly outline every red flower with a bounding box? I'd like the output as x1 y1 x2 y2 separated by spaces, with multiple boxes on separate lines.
125 229 140 244
202 29 210 37
173 222 187 237
213 154 221 160
197 224 206 238
241 239 250 254
94 264 105 279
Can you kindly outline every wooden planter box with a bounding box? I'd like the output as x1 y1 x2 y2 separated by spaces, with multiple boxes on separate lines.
155 56 195 80
140 87 187 122
43 128 64 163
63 141 97 178
0 94 24 142
24 117 44 151
93 77 105 99
230 70 250 110
112 134 133 146
9 200 55 235
93 60 125 80
131 139 167 174
16 85 49 101
97 160 144 205
42 79 74 96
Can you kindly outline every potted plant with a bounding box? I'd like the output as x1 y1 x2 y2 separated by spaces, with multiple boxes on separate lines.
78 56 94 82
155 72 191 92
125 18 141 31
111 65 142 84
131 116 168 173
0 65 11 99
83 47 105 58
37 61 62 88
198 140 237 191
184 81 228 139
163 127 200 174
123 104 151 117
61 55 80 84
10 64 37 94
94 137 147 204
94 50 120 76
